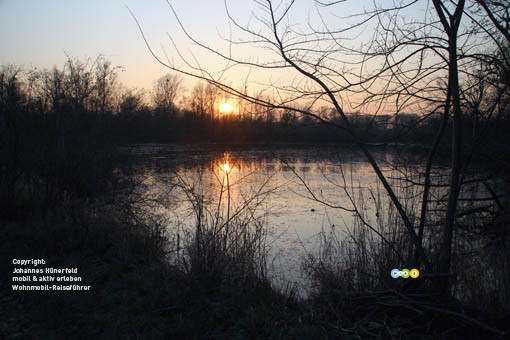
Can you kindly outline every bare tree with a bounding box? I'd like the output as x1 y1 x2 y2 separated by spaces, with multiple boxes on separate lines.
130 0 510 294
152 73 183 114
119 88 147 115
64 55 96 112
188 81 218 118
91 56 121 114
41 66 66 112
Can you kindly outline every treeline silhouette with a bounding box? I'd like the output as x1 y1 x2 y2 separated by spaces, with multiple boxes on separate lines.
2 55 493 147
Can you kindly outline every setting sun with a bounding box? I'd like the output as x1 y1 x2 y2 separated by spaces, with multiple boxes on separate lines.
219 102 234 115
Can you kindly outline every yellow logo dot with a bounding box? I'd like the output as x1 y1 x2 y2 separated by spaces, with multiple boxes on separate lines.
410 268 420 278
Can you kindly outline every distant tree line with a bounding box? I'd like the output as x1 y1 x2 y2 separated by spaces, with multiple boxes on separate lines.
4 55 509 148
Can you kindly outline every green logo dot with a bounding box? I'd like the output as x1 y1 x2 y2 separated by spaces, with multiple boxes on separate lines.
401 269 410 278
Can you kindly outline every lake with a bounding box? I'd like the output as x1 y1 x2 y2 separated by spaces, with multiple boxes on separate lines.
118 144 430 285
119 144 497 296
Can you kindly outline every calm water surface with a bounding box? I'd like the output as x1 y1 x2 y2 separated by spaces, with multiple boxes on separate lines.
120 144 425 293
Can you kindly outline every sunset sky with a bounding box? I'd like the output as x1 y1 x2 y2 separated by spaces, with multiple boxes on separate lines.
1 0 452 112
1 1 316 90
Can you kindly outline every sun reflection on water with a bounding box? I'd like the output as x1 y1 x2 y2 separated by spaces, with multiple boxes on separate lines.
219 152 234 175
222 162 230 173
